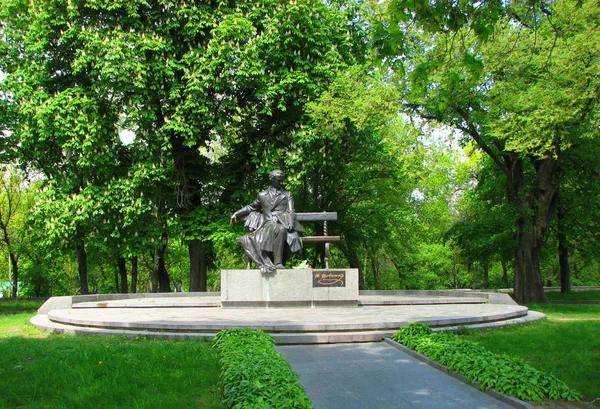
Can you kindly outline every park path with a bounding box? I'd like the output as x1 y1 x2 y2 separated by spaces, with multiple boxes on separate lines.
278 342 517 409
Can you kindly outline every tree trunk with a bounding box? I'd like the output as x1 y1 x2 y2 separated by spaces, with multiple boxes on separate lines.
513 217 549 304
482 260 489 289
131 257 138 294
189 239 207 292
390 258 405 289
372 257 379 290
453 251 460 289
154 234 170 293
75 227 89 295
556 196 571 293
118 257 128 294
114 267 119 293
151 264 158 293
508 157 556 305
9 252 18 298
342 243 364 290
501 259 509 288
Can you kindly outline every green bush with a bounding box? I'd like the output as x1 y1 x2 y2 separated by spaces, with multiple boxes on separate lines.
392 323 582 404
213 328 313 409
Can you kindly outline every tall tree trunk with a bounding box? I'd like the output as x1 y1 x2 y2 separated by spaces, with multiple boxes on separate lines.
482 260 489 289
9 252 18 298
118 257 128 294
556 195 571 293
189 239 207 292
151 255 158 293
501 259 509 288
508 157 556 304
513 219 548 303
453 251 460 289
342 242 364 290
114 267 119 293
75 226 89 295
371 257 379 290
390 258 405 289
154 233 170 293
131 257 138 294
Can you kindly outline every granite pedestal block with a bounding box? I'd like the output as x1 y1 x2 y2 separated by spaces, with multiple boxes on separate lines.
220 269 358 308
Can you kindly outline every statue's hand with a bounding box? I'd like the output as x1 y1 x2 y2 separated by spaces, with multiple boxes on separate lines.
230 215 237 225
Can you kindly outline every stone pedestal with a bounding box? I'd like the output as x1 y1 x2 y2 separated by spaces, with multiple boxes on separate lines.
220 269 358 308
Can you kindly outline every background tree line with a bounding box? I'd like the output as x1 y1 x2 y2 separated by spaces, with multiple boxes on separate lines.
0 0 598 302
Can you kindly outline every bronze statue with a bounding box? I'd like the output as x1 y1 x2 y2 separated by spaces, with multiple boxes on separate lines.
231 170 304 273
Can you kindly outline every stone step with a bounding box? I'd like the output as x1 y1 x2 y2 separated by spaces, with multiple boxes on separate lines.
44 305 529 334
30 312 545 344
358 296 488 306
72 297 221 309
70 295 488 309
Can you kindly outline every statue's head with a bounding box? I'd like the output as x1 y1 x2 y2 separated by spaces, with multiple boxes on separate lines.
269 170 284 188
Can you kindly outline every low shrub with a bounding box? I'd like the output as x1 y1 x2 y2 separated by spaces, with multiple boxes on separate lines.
213 328 312 409
392 323 582 404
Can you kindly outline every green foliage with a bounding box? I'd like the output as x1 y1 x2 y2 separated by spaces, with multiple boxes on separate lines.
213 328 312 409
372 0 600 301
392 323 582 403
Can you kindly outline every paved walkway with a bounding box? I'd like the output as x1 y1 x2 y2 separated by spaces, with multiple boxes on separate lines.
278 342 515 409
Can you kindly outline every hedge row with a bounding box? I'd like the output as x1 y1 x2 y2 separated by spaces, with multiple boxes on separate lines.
392 323 581 404
213 328 313 409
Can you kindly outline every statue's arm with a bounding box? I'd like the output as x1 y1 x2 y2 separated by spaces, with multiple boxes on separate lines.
286 192 297 230
230 197 261 223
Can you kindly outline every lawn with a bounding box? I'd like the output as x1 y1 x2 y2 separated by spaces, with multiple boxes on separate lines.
460 305 600 403
0 312 224 409
545 290 600 301
0 299 45 313
527 303 600 319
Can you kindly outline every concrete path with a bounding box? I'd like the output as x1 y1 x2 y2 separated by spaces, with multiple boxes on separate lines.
278 342 515 409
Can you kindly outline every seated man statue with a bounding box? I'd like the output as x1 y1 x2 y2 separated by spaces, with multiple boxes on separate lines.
230 170 304 273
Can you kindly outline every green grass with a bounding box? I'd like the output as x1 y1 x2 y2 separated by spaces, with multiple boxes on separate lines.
0 313 224 409
546 290 600 301
0 299 45 313
528 303 600 319
460 309 600 402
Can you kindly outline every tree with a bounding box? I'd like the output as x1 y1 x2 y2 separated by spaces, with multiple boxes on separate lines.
446 153 516 288
1 0 363 293
372 0 600 303
0 165 30 297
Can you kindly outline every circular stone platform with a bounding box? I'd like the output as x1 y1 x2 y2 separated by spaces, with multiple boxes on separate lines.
31 291 545 344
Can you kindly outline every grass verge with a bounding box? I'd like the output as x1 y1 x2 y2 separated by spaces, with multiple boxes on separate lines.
0 313 223 409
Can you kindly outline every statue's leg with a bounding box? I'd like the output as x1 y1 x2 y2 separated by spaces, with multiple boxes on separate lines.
241 235 274 273
271 225 287 268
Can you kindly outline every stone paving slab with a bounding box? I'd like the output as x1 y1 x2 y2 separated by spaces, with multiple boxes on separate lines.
71 294 488 308
278 342 519 409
